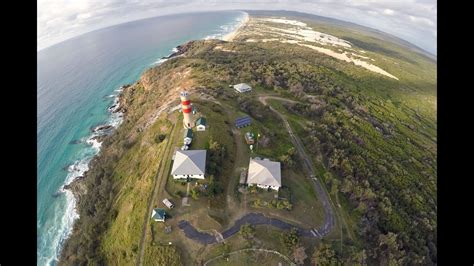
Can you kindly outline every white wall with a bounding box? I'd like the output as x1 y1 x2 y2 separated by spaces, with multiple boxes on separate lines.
173 174 205 180
255 184 280 191
196 125 206 131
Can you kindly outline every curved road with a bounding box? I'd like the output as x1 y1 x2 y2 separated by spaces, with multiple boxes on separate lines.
258 95 336 235
177 95 336 244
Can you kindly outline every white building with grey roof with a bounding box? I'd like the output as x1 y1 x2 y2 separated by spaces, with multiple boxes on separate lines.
247 158 282 191
171 150 206 179
233 83 252 93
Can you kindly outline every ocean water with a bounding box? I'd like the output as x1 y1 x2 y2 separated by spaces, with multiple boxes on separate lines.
37 11 248 265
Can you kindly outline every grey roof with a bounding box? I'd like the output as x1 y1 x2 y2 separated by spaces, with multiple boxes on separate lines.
234 83 252 91
196 117 207 126
247 158 281 187
171 150 206 176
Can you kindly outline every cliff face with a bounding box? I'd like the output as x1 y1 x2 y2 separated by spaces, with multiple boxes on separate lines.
61 41 204 216
59 40 208 265
63 176 88 205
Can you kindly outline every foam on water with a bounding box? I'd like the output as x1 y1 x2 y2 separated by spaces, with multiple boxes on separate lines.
151 58 169 66
41 91 124 266
37 11 248 265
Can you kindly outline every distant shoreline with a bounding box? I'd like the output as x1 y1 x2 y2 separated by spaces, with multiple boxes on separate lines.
222 13 249 42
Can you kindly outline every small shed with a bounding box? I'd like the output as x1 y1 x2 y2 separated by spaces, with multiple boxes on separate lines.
196 117 207 131
162 198 175 209
184 128 193 145
151 208 166 222
233 83 252 93
244 132 255 144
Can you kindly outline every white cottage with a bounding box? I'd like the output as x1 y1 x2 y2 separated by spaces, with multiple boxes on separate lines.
233 83 252 93
247 158 282 191
171 150 207 179
196 117 207 131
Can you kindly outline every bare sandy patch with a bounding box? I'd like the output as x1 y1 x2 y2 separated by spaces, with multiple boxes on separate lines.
241 17 399 80
299 44 398 80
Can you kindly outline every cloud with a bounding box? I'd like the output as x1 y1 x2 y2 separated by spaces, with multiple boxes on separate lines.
383 9 395 15
37 0 437 55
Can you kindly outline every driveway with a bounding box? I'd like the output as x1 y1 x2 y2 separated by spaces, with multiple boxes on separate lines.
177 95 336 244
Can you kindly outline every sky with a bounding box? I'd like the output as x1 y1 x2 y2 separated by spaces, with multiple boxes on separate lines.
37 0 437 55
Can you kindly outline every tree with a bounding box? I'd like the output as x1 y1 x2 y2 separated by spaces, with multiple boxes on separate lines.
155 134 166 143
345 248 367 265
206 175 223 197
312 244 340 265
219 243 231 260
279 154 295 169
377 232 405 265
239 223 255 240
190 188 200 200
279 147 297 168
293 246 308 265
280 228 300 253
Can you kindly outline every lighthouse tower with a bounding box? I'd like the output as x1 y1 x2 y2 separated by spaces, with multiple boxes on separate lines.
180 91 194 129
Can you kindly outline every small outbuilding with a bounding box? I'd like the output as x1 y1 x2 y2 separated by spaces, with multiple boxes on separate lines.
233 83 252 93
184 128 193 145
196 117 207 131
151 208 166 222
245 132 255 144
162 198 175 209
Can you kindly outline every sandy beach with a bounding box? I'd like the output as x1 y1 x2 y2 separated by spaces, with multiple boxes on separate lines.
222 13 249 41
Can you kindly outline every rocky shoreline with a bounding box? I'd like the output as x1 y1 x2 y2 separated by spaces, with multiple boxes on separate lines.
60 84 129 202
58 41 194 265
60 40 188 206
160 41 194 60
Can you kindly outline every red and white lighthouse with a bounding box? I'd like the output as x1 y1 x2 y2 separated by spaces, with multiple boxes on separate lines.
180 91 194 129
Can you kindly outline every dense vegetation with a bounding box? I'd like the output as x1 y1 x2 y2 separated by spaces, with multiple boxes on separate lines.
60 13 436 265
59 152 118 265
171 29 436 264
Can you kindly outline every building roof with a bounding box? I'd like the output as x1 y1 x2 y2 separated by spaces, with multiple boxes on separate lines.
184 128 193 139
196 117 207 126
162 198 174 208
245 132 254 139
233 83 252 90
171 150 206 176
235 116 252 127
247 158 281 187
152 208 166 220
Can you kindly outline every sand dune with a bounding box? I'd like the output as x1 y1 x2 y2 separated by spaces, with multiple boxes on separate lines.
240 17 399 80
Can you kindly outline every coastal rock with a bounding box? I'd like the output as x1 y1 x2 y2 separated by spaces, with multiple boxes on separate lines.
163 41 195 59
93 124 113 133
63 176 88 205
90 134 108 143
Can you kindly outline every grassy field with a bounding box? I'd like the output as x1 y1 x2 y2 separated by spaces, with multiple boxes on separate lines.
99 115 173 265
206 249 293 266
61 11 436 266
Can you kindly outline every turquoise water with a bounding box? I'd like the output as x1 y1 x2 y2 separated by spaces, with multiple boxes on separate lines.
37 11 247 265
